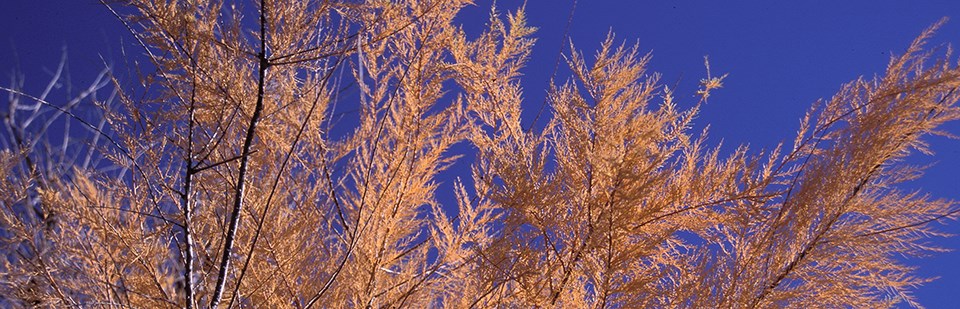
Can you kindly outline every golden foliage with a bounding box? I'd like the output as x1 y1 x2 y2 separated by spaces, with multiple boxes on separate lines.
1 1 959 308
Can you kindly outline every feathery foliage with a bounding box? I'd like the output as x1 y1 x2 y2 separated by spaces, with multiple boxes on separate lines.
1 1 959 308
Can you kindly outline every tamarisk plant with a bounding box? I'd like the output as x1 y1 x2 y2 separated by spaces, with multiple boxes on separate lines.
1 1 959 308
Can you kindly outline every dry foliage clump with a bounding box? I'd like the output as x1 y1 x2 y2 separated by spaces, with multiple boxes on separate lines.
2 1 960 308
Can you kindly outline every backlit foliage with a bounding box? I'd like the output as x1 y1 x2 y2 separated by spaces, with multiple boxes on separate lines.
1 1 959 308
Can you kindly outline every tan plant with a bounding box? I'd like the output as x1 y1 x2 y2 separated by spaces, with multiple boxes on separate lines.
1 1 959 308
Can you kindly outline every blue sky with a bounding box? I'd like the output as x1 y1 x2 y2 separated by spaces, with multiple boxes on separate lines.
2 1 959 306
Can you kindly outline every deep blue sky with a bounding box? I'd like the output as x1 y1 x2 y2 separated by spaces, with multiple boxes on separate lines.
2 1 959 306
